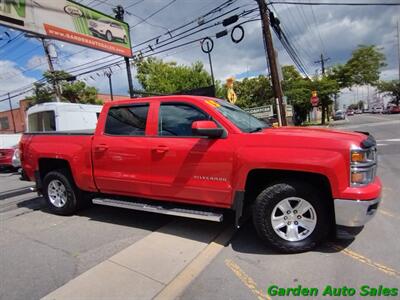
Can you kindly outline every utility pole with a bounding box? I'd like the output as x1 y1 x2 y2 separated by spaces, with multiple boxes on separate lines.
7 93 17 133
105 69 114 101
114 5 134 98
397 20 400 81
255 0 286 126
41 38 61 102
314 53 330 75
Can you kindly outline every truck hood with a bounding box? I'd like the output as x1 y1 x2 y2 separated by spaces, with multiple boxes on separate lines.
251 126 367 150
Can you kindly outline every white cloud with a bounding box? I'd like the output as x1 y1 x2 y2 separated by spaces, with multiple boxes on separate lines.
0 60 36 111
26 55 48 71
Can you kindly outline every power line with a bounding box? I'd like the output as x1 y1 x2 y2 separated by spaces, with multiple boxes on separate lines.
308 1 327 56
130 0 177 29
0 1 246 98
269 4 314 72
269 1 400 6
0 32 23 50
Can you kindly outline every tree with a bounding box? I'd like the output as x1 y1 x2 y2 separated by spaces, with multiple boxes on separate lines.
346 45 386 86
27 82 53 104
135 58 212 94
310 76 339 125
377 80 400 106
62 81 100 104
328 45 386 88
234 76 273 108
281 66 312 124
27 71 100 105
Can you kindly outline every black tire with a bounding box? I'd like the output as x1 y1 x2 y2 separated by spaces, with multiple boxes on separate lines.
106 31 113 41
252 181 331 253
43 169 82 215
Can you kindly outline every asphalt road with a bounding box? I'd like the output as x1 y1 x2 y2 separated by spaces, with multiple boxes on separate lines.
180 113 400 300
0 181 172 300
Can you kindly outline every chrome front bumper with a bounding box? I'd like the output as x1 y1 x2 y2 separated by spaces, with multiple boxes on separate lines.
334 197 380 227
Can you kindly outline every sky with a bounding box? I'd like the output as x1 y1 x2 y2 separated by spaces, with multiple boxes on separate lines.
0 0 399 112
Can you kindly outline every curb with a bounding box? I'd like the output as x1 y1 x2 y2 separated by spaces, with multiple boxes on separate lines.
0 186 35 201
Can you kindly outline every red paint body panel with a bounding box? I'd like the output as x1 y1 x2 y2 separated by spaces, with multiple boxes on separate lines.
21 96 382 209
0 148 15 167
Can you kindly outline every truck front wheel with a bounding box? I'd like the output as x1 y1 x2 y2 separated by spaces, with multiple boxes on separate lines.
252 181 330 253
43 169 82 215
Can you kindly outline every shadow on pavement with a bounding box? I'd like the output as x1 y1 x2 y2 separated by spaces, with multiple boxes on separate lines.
16 198 355 254
229 221 355 255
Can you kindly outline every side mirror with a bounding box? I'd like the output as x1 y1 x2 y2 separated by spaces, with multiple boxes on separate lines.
192 120 224 138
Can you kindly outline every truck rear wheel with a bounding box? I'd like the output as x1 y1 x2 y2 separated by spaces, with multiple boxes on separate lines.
252 181 330 253
43 169 82 215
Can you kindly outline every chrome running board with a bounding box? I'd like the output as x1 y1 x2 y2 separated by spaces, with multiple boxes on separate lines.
92 198 223 222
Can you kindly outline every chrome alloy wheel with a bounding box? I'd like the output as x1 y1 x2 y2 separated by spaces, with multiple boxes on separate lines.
270 197 317 242
47 179 67 208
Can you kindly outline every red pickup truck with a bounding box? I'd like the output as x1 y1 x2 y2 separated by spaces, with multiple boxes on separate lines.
20 96 382 253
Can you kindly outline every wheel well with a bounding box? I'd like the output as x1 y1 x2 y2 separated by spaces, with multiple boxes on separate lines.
244 169 333 212
38 158 71 181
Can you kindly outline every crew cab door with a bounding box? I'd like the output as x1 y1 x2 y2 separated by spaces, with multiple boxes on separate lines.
149 101 234 207
92 103 152 197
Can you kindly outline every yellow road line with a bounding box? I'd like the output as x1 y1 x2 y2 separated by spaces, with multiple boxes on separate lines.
379 209 399 219
225 259 271 300
329 244 400 278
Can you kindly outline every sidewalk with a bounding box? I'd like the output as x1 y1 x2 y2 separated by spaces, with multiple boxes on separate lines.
42 219 232 300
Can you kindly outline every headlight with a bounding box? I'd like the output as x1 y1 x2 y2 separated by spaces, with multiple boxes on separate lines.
351 167 376 185
350 147 377 186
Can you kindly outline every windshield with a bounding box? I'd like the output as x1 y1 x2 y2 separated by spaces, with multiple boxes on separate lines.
210 99 270 133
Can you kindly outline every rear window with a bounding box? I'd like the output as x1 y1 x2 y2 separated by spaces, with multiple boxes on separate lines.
105 105 149 136
28 111 56 132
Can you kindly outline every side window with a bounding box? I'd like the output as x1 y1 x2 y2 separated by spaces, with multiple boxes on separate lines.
27 111 55 132
105 105 149 136
159 103 210 136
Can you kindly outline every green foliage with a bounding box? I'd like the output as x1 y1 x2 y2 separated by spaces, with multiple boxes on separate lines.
329 45 386 88
135 57 212 94
27 71 99 105
62 81 99 104
346 45 386 86
26 82 53 104
234 75 273 108
377 80 400 106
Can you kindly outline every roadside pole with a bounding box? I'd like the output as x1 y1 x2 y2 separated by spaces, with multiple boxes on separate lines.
125 57 134 98
255 0 286 126
41 38 61 102
397 20 400 81
114 5 134 98
105 70 114 101
7 93 17 133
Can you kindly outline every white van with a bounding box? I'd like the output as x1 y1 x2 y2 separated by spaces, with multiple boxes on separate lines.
26 102 103 132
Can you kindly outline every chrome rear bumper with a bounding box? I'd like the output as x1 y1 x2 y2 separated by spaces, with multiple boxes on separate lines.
334 197 380 227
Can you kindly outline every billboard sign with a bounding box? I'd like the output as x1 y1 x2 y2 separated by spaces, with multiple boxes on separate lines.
244 105 273 119
0 0 132 57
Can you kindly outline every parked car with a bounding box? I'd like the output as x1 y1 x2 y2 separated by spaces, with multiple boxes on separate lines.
88 18 127 43
355 109 362 114
0 134 22 169
20 96 381 253
372 106 383 114
389 106 400 114
333 110 346 120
